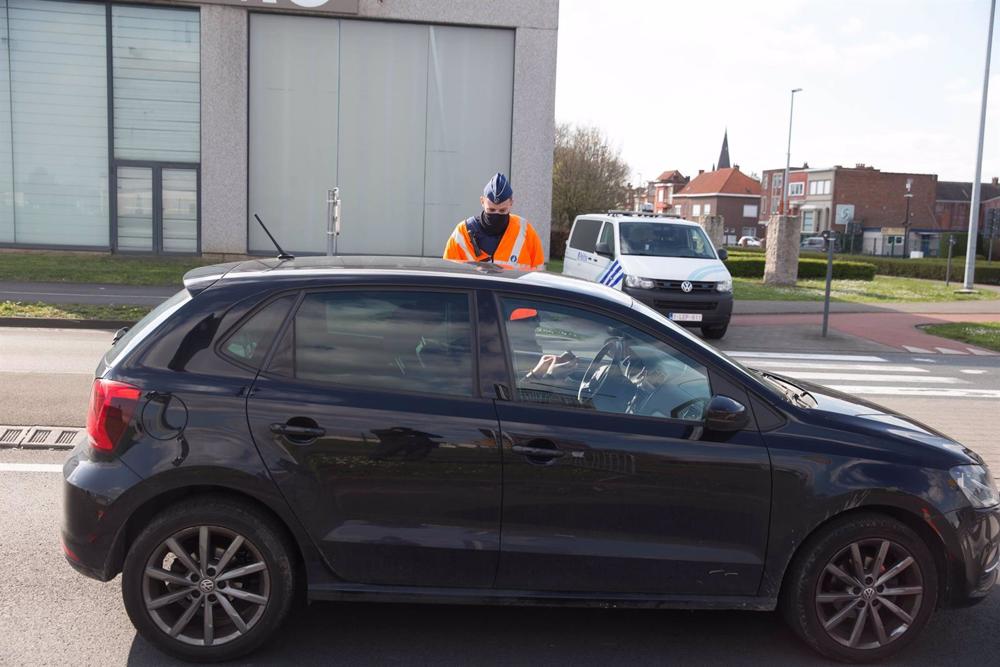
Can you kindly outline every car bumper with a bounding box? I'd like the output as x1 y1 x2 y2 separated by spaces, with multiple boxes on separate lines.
941 504 1000 607
623 287 733 327
61 446 143 582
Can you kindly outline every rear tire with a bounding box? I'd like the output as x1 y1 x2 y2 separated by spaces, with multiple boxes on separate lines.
701 323 728 339
780 513 937 663
122 497 296 663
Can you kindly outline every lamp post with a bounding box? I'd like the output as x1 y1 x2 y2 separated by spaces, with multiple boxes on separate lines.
902 178 914 257
782 88 803 216
963 0 995 291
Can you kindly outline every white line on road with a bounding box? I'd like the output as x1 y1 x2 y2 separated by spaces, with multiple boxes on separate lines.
969 348 998 356
936 347 967 355
772 372 964 384
726 352 887 362
0 463 62 473
903 346 933 353
961 369 989 375
746 361 928 373
826 386 1000 398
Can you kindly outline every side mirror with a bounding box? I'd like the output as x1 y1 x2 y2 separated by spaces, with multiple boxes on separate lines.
717 248 728 261
595 240 613 257
112 326 130 345
704 394 749 432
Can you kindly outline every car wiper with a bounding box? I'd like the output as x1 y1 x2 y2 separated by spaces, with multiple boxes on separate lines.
757 371 815 407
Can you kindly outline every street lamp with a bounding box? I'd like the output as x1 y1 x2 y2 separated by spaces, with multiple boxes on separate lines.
782 88 803 216
902 178 914 257
963 0 995 291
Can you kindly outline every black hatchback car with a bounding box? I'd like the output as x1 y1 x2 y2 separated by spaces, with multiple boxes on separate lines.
63 257 999 663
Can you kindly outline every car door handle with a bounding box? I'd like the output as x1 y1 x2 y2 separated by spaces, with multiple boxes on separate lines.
511 445 565 458
269 422 326 442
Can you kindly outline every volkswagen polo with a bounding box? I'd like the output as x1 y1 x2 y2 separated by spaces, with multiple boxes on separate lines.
63 257 999 663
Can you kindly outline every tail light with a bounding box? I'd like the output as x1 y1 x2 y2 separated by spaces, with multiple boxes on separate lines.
86 379 141 452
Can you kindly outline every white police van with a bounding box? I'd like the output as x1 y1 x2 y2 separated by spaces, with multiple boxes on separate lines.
562 211 733 339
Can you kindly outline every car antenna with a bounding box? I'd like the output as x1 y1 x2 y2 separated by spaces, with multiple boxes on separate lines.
253 214 294 260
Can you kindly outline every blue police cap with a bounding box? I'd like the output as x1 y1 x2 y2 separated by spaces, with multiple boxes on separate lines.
483 172 513 203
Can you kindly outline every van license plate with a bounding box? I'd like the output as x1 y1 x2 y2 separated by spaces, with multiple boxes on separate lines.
669 313 702 322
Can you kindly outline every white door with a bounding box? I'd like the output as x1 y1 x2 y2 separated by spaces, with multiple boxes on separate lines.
592 221 619 286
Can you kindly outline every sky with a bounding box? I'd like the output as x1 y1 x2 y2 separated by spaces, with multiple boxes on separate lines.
555 0 1000 185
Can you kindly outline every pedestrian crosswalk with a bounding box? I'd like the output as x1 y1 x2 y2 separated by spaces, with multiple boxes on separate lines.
726 351 1000 399
901 345 996 356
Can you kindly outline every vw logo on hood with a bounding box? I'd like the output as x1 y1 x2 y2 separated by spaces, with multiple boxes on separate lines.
681 281 693 293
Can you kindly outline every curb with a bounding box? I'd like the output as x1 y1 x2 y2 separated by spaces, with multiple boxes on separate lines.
0 317 135 330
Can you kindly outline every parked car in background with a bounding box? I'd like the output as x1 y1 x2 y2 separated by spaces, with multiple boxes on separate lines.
737 236 762 247
801 236 840 252
63 257 1000 664
562 211 733 339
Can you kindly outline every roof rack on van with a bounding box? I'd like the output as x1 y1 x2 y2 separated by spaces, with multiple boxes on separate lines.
606 209 681 218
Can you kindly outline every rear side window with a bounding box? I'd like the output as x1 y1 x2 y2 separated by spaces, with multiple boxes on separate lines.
103 289 191 367
220 294 297 368
270 290 474 397
568 218 601 252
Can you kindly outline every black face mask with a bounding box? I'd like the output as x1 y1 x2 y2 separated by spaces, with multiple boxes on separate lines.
482 211 510 235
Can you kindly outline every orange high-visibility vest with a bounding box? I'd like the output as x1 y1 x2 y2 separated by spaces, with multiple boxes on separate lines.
443 214 545 270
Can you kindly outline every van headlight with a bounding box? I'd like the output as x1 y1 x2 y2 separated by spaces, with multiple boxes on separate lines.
716 278 733 293
624 275 655 290
951 465 1000 508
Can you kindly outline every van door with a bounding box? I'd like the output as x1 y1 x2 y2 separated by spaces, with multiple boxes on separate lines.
562 218 602 279
593 221 620 287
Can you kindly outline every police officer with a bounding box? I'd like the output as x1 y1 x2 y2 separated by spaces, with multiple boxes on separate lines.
443 172 545 270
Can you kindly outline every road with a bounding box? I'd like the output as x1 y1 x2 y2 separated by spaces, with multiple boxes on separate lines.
3 327 1000 664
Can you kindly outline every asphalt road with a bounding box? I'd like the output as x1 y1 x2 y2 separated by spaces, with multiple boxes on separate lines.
0 281 178 307
3 328 1000 664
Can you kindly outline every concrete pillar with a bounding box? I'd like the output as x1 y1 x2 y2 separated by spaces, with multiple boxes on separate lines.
697 215 725 249
763 214 801 286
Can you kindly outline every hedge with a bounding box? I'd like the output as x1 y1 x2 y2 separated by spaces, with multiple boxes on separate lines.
857 256 1000 285
725 256 877 281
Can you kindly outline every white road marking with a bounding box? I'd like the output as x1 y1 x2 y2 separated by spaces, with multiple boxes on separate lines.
727 352 887 362
912 357 937 363
961 369 989 375
747 361 928 373
936 347 967 355
826 386 1000 398
0 463 62 473
902 346 933 353
969 348 998 356
772 372 964 384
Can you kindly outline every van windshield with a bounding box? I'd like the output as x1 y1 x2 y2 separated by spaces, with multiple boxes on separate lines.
619 222 716 259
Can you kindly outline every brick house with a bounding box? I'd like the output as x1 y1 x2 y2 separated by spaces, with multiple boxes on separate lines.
646 170 689 213
673 166 762 241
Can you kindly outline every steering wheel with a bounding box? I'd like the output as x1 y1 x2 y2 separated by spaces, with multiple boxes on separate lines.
578 337 626 404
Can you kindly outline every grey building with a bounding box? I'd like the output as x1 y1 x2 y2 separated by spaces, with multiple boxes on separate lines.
0 0 558 257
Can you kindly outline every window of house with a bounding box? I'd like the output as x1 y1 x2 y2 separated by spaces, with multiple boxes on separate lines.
802 211 816 232
692 204 702 216
703 204 711 215
498 297 712 421
808 181 817 195
743 204 759 218
657 188 664 202
273 290 474 396
823 180 831 195
788 182 804 196
742 226 757 237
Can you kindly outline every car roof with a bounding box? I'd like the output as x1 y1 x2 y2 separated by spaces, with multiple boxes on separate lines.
185 256 634 307
577 214 703 227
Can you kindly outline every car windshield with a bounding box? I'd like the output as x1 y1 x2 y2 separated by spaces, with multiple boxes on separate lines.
619 222 716 259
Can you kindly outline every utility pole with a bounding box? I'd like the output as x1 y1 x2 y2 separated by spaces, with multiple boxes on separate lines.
962 0 995 291
783 88 802 215
902 178 913 257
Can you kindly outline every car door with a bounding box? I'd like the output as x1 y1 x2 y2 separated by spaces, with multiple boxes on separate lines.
492 295 771 596
593 221 620 287
245 287 502 588
562 218 603 280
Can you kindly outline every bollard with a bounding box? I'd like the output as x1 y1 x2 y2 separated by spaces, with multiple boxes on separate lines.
945 236 956 287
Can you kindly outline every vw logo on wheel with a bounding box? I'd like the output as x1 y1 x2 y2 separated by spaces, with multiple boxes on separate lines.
199 578 216 594
681 281 693 293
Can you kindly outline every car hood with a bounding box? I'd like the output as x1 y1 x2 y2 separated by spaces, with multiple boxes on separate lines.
618 255 730 282
764 372 982 466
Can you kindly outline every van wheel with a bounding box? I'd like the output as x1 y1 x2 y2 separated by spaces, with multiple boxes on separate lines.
122 497 295 663
781 513 937 663
701 323 728 339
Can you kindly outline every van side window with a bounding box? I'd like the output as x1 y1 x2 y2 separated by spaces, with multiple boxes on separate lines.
568 219 601 252
597 222 616 254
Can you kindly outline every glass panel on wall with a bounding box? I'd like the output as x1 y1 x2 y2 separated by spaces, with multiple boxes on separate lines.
112 5 200 162
0 1 12 243
9 0 108 246
116 167 153 252
162 168 197 253
422 25 513 255
336 20 427 255
249 15 339 254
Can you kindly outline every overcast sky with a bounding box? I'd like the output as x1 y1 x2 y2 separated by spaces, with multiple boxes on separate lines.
555 0 999 184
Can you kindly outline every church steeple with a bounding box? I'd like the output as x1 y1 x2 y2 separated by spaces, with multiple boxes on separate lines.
717 130 731 170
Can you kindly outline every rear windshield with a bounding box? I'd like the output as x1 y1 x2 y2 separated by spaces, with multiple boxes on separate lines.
102 289 191 369
620 222 716 259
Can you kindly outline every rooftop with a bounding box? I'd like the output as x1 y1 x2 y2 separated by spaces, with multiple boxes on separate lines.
675 167 761 197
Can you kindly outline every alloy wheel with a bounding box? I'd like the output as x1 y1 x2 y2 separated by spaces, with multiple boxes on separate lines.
815 538 924 650
142 525 271 647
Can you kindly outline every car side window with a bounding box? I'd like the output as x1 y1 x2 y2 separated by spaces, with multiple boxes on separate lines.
568 219 601 253
597 222 616 254
500 298 712 421
220 294 297 368
269 290 474 397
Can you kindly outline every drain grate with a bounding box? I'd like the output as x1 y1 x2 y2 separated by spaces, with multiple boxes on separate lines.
56 430 77 445
28 429 51 444
0 427 25 446
20 426 86 450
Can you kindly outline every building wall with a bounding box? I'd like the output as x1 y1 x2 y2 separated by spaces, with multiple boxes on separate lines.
832 167 937 232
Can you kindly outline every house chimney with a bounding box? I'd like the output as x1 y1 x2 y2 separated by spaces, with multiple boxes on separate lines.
734 164 740 171
698 169 705 175
993 176 999 186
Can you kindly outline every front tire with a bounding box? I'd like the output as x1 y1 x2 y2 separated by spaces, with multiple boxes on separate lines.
122 497 296 663
701 323 728 339
781 513 938 663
